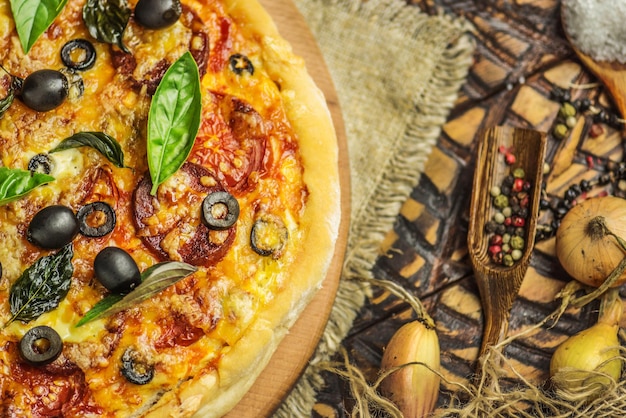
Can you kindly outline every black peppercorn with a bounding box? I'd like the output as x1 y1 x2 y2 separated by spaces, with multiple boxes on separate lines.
580 179 592 192
484 221 498 233
564 187 578 202
579 98 591 111
599 173 612 185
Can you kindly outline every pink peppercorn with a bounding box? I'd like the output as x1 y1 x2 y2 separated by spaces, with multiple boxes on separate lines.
490 235 503 245
589 123 604 138
512 178 524 193
512 217 525 227
489 245 502 257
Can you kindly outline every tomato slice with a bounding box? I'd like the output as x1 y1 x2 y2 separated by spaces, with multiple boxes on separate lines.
190 92 269 194
132 162 236 266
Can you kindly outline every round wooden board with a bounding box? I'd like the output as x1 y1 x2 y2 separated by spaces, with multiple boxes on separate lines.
224 0 350 417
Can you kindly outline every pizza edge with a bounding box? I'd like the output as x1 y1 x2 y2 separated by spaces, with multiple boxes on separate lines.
143 1 342 416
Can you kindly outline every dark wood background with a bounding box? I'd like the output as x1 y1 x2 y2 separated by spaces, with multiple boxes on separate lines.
312 0 626 415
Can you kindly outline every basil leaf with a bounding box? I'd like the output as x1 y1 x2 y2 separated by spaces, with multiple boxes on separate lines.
75 261 197 326
0 74 20 119
6 244 74 326
147 51 201 195
49 131 126 168
0 167 54 206
10 0 68 54
74 293 122 327
82 0 130 53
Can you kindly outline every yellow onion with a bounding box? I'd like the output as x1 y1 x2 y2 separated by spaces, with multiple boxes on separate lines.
379 320 440 418
549 290 623 398
556 196 626 288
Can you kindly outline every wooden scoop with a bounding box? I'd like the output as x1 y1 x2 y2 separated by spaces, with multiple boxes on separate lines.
467 126 546 358
561 6 626 120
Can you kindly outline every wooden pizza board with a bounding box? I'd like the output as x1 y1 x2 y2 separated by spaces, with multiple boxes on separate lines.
224 0 350 416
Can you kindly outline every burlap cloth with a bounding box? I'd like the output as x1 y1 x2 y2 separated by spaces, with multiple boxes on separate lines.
273 0 476 415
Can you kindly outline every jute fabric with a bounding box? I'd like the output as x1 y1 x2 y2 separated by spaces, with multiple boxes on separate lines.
274 0 476 415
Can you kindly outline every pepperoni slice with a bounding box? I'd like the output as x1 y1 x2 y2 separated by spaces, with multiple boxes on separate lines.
111 6 210 95
191 92 269 194
9 355 102 417
133 162 236 266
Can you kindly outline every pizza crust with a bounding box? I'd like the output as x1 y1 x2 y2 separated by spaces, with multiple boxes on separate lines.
145 0 341 416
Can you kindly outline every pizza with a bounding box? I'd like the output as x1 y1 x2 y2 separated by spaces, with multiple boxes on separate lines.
0 0 341 416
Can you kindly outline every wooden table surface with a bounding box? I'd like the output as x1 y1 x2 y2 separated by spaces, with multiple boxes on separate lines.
310 0 626 415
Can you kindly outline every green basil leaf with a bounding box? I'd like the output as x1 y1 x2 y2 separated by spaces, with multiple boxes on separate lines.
49 131 126 168
10 0 68 54
6 244 74 326
74 293 122 327
0 86 15 119
75 261 197 326
82 0 130 53
0 167 54 206
147 51 201 195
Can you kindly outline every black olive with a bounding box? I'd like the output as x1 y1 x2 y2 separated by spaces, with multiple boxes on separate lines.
19 69 69 112
27 205 79 249
134 0 182 29
202 191 239 230
94 247 141 294
60 39 97 71
250 214 288 258
27 153 53 175
19 326 63 365
77 201 116 237
229 54 254 76
120 347 154 385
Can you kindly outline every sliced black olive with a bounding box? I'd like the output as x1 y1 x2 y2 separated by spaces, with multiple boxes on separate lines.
120 347 154 385
61 39 97 71
94 247 141 294
229 54 254 76
27 205 79 249
27 153 53 175
19 69 69 112
250 214 288 258
134 0 182 29
19 326 63 365
77 201 116 237
202 191 239 230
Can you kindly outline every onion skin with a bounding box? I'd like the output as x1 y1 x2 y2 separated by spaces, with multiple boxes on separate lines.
550 290 623 396
555 196 626 288
380 321 440 418
549 322 621 390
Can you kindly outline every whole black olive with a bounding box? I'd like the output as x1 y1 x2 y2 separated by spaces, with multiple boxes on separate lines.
77 201 116 237
202 191 239 230
94 247 141 294
19 326 63 365
60 39 97 71
120 347 154 385
27 205 79 249
20 69 69 112
134 0 182 29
